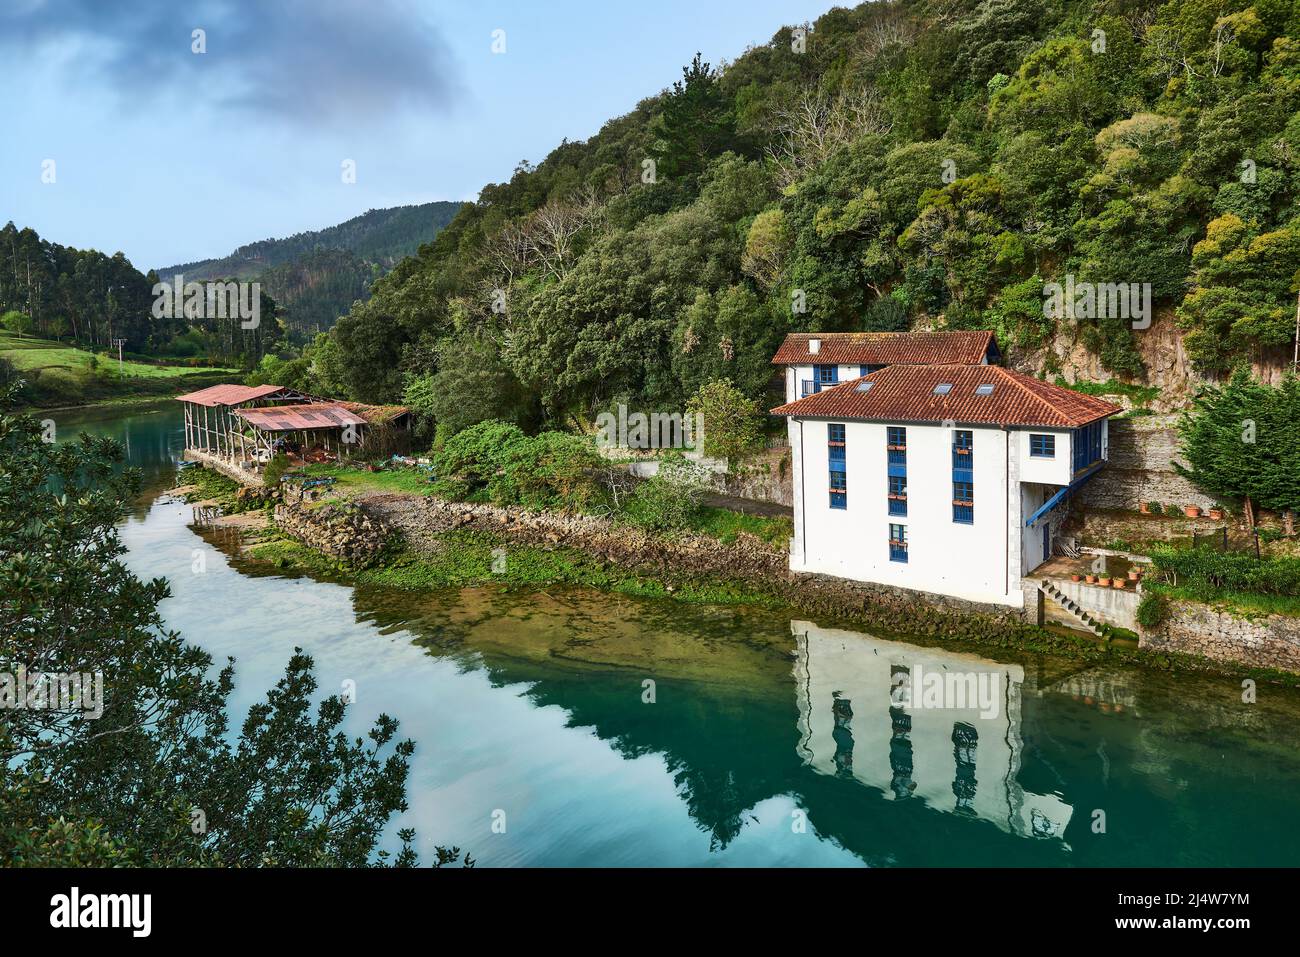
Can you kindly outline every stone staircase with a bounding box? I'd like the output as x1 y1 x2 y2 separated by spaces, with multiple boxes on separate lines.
1038 579 1106 638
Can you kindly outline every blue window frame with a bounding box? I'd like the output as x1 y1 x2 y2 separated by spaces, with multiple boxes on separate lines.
815 365 838 393
1071 421 1103 473
1030 433 1056 458
952 429 973 468
887 426 907 469
953 480 974 524
828 423 846 509
888 474 907 516
889 523 908 563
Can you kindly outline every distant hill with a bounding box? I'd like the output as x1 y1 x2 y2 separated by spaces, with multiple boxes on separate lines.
157 201 464 335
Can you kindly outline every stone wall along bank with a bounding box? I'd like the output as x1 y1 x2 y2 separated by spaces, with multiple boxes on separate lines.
1141 602 1300 673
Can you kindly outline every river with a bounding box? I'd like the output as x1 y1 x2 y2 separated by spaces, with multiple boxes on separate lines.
48 400 1300 866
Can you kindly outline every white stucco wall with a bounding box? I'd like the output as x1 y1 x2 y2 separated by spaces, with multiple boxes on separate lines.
789 417 1022 607
1017 428 1072 485
783 364 868 403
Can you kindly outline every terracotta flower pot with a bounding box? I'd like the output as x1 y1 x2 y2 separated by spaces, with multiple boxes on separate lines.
1071 573 1082 582
1139 503 1151 514
1112 579 1126 589
1184 505 1202 518
1098 577 1111 587
1086 574 1097 584
1209 508 1225 520
1128 569 1140 581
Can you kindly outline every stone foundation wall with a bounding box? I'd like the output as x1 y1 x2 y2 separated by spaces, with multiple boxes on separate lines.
1141 602 1300 673
273 501 389 566
363 494 1028 640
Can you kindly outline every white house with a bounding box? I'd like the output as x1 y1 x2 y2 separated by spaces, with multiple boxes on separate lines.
771 330 1000 404
772 362 1121 609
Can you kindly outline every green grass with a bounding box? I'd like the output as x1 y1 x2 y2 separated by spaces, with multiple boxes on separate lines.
302 462 437 497
1053 376 1161 406
1 334 232 378
1145 581 1300 619
2 334 236 408
247 528 784 607
687 506 792 547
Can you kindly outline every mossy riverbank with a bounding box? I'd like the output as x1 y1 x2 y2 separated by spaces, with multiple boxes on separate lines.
223 499 1300 689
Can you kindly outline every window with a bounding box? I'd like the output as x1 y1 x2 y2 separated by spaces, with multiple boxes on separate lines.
800 379 815 398
1071 421 1103 472
887 427 906 469
855 380 874 393
952 429 973 467
889 474 907 516
1030 433 1056 458
953 480 974 524
816 364 838 389
889 523 908 563
828 424 846 509
933 383 953 395
974 383 995 396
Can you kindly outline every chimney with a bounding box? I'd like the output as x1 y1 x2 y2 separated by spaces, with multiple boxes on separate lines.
808 337 821 355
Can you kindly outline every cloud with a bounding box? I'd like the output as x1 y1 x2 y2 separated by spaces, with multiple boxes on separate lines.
0 0 461 125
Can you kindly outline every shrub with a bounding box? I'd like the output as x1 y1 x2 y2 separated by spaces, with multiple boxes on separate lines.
263 453 290 487
624 453 712 532
1149 546 1300 596
1135 592 1170 630
431 420 526 497
685 378 763 467
492 431 603 511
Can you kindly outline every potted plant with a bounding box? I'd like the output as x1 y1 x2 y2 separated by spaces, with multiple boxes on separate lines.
1141 500 1160 515
1128 567 1141 581
1184 504 1202 518
1098 576 1112 587
1086 573 1097 584
1071 573 1082 582
1208 504 1225 521
1112 578 1126 589
1164 504 1182 517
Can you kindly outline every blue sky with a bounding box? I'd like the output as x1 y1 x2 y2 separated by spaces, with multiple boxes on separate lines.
1 0 839 270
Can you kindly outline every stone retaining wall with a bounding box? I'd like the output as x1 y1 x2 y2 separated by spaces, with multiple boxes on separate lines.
362 494 1029 640
1079 417 1215 512
273 501 389 566
1140 602 1300 673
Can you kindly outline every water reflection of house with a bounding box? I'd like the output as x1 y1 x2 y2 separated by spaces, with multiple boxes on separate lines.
791 619 1073 843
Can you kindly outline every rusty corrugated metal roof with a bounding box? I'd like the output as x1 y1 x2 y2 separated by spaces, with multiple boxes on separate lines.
771 364 1121 428
233 403 369 432
770 331 996 366
336 401 413 424
175 383 288 407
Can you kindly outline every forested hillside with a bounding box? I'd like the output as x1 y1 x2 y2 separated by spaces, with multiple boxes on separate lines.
310 0 1300 429
158 201 463 339
158 202 464 281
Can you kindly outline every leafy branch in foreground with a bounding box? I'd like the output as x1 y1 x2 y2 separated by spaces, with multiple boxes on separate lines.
0 384 466 866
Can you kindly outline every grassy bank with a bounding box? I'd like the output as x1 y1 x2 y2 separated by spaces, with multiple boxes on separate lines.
2 333 235 409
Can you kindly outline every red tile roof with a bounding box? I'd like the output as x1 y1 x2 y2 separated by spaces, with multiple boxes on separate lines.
233 403 369 432
771 365 1122 428
175 383 288 407
771 331 996 366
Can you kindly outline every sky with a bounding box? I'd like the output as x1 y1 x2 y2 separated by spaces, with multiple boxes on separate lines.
1 0 840 271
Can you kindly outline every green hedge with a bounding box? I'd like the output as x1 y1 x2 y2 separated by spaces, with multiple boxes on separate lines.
1149 546 1300 597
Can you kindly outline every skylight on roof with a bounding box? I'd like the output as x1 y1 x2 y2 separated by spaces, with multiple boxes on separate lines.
933 383 952 395
855 380 874 392
974 383 995 396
